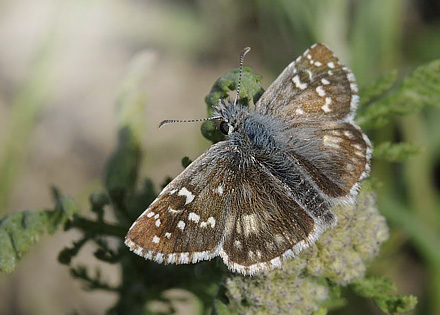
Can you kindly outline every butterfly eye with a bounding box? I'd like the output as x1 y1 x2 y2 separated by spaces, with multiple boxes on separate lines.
219 121 231 135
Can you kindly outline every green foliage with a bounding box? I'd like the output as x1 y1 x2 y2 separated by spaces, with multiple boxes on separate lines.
359 70 398 108
0 191 78 273
357 60 440 129
351 277 418 314
204 66 264 109
373 142 420 162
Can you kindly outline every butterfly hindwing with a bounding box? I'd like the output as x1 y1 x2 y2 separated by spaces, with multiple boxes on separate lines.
283 121 372 201
218 157 326 275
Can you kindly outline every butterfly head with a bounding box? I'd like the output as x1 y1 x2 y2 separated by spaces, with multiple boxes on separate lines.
213 99 250 135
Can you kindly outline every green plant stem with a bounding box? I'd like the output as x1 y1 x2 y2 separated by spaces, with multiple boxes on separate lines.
70 216 126 238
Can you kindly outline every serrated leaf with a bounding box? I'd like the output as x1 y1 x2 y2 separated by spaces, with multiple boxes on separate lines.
0 194 78 273
357 60 440 129
351 277 417 314
359 70 398 108
373 142 420 162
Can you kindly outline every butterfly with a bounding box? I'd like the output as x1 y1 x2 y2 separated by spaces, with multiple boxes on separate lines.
125 44 372 275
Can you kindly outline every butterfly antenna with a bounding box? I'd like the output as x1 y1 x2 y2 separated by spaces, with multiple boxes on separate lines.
159 116 221 128
233 47 251 106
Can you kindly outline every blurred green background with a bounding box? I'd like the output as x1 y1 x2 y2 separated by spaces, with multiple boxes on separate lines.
0 0 439 314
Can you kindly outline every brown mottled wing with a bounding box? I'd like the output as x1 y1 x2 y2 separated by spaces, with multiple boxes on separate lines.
255 44 370 200
255 43 359 122
125 141 233 265
126 141 326 275
286 121 372 200
218 156 329 275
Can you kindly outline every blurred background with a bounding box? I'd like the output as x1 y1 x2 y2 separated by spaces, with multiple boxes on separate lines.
0 0 439 314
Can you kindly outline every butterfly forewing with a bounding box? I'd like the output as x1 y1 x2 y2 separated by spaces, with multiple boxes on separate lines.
255 44 358 122
126 142 234 264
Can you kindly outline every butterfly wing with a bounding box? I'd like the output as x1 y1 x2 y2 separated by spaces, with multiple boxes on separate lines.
125 141 233 264
255 43 358 122
284 121 372 200
255 44 371 201
126 140 329 275
217 155 333 275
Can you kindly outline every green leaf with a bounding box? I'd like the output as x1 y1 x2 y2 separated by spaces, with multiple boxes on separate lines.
204 66 264 109
351 277 417 314
359 70 398 108
357 60 440 129
203 66 264 143
372 142 420 162
0 193 78 274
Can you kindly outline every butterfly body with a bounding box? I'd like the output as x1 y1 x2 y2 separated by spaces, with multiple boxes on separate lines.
125 44 372 275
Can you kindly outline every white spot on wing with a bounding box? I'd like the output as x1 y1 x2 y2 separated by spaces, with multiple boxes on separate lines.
314 61 322 66
316 86 326 97
295 108 305 115
177 220 186 230
344 131 354 139
178 187 195 205
152 236 160 244
147 212 155 218
322 97 332 112
165 232 172 239
167 206 181 214
292 75 307 90
327 61 335 68
188 212 200 223
154 213 159 219
155 219 161 227
242 214 258 236
323 135 342 149
321 78 330 85
207 217 216 228
215 185 224 195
